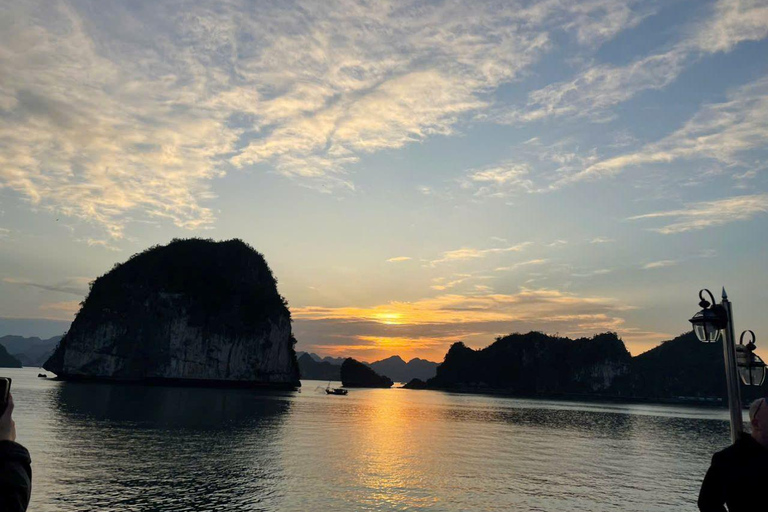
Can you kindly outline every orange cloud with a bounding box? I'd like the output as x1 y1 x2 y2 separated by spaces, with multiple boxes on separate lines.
293 288 666 360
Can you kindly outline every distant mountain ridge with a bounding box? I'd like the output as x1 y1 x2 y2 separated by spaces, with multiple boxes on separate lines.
297 353 341 381
0 344 22 368
0 335 62 367
295 351 438 382
369 356 438 383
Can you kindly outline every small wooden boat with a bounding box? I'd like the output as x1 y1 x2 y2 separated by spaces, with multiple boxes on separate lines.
325 381 347 395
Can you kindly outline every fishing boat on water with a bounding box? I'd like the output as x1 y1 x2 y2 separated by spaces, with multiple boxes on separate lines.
325 381 348 395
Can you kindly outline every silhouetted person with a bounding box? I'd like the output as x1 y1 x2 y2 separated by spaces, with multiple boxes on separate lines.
698 398 768 511
0 394 31 511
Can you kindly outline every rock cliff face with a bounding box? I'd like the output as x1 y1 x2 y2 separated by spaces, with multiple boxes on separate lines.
428 331 631 394
44 239 300 388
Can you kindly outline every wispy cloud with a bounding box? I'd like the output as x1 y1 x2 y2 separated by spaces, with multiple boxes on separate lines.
628 194 768 233
494 259 549 272
3 277 91 296
497 0 768 125
429 242 532 266
690 0 768 53
386 256 412 263
77 238 122 252
462 163 535 197
590 237 615 244
1 0 645 237
38 300 81 319
572 268 613 277
642 260 678 269
558 76 768 186
499 50 686 123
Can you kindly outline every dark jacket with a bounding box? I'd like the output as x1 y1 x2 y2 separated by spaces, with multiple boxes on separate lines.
0 441 31 512
698 433 768 512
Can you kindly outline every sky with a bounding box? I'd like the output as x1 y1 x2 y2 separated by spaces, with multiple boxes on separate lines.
1 0 767 363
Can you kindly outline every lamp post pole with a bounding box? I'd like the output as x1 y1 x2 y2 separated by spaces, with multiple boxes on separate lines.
721 288 744 443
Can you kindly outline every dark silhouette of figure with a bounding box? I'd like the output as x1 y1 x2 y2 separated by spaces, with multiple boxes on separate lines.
0 394 32 511
698 398 768 511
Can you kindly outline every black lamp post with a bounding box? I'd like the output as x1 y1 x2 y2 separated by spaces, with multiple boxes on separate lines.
688 288 760 443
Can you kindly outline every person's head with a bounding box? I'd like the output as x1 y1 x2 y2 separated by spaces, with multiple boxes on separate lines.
749 398 768 441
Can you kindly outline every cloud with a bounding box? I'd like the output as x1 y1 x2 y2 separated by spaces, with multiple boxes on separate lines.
689 0 768 53
497 0 768 124
590 237 614 243
571 268 613 277
642 260 678 269
499 50 686 123
463 163 535 197
3 277 91 296
0 0 649 237
460 138 602 198
0 228 8 238
429 242 532 266
292 287 644 360
494 259 549 272
559 76 768 185
293 288 631 326
628 194 768 233
77 238 122 252
39 300 81 319
386 256 412 263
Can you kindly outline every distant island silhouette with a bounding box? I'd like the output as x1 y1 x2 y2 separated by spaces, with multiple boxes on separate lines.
43 238 300 388
0 343 22 368
408 330 768 404
297 352 438 383
0 335 61 367
341 358 393 388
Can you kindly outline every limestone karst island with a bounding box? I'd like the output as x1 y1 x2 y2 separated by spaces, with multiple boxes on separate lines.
43 239 300 388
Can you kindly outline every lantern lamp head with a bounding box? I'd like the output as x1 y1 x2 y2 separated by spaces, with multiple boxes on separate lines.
738 330 766 387
689 289 728 343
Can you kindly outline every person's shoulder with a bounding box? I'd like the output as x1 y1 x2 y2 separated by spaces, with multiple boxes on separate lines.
713 435 759 463
0 441 30 463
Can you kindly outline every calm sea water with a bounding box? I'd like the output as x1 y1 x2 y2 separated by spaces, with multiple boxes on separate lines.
5 367 736 511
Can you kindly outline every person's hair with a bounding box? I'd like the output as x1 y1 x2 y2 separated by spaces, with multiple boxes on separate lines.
749 398 765 423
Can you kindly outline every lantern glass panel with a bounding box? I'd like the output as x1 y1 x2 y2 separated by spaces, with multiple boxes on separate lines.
691 311 721 343
739 365 766 386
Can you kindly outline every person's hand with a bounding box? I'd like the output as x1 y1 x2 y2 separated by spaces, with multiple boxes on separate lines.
0 393 17 442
